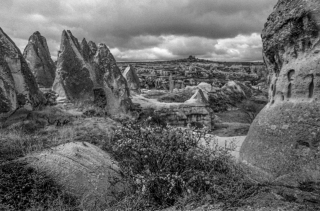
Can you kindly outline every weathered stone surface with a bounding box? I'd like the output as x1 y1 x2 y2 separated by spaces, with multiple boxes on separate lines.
52 30 96 101
240 0 320 185
53 30 132 114
94 43 131 113
123 65 140 94
80 38 91 62
0 27 44 116
23 31 56 88
23 142 126 210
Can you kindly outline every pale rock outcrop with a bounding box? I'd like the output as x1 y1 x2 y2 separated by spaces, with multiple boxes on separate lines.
94 43 131 113
240 0 320 185
0 27 44 116
123 65 140 94
23 142 127 210
23 31 56 88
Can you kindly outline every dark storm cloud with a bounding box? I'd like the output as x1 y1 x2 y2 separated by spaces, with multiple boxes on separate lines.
0 0 278 61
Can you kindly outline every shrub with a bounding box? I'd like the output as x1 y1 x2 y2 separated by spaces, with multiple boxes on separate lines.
106 121 255 210
0 161 78 210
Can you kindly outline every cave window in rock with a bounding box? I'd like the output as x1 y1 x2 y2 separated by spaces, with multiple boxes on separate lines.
308 75 314 98
287 83 292 99
287 69 295 81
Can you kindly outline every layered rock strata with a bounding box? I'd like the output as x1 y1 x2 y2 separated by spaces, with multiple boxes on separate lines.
240 0 320 185
0 27 44 116
23 31 56 88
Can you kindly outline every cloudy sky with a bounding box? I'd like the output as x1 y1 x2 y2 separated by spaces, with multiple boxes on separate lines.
1 0 278 62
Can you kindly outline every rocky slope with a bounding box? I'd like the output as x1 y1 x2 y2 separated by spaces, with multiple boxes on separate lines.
23 31 56 88
240 0 320 187
0 27 44 117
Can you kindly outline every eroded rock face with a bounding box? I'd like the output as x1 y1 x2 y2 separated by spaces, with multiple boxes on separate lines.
0 27 44 116
53 30 131 114
52 30 95 101
23 31 56 88
94 43 131 113
24 142 126 210
123 65 140 94
240 0 320 185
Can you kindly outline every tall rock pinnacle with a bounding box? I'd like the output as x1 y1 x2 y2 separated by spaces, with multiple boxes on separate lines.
23 31 56 88
0 27 45 116
52 30 131 114
52 30 95 101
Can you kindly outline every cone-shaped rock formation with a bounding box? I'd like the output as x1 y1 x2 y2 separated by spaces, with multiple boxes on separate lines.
52 30 96 101
0 27 45 116
52 30 131 114
94 43 131 113
123 65 140 94
240 0 320 185
23 31 56 88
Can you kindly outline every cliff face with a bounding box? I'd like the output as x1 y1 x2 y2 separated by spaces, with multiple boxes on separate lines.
240 0 320 184
0 27 45 116
23 31 56 88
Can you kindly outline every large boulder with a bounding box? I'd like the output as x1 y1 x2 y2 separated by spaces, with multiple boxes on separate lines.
123 65 141 94
23 31 56 88
94 43 131 114
0 27 44 116
23 142 127 210
52 30 96 101
240 0 320 185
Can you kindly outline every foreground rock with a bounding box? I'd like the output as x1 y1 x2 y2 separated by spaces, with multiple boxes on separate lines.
23 31 56 88
240 0 320 186
23 142 127 210
0 27 45 117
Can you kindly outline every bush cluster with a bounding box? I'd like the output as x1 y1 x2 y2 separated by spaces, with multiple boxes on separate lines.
106 121 255 210
0 161 77 211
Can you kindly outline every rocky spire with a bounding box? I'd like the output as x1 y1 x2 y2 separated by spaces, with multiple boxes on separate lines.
123 65 140 94
52 30 132 114
0 27 45 116
240 0 320 185
23 31 56 88
93 43 132 113
52 30 94 101
80 38 91 61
